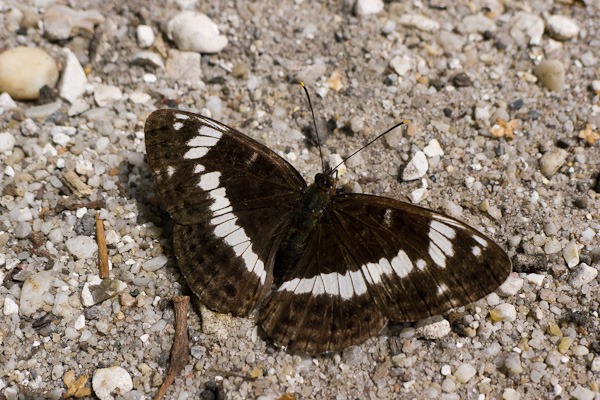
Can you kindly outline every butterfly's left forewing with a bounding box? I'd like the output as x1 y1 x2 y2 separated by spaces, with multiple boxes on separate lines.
260 193 511 353
145 110 307 316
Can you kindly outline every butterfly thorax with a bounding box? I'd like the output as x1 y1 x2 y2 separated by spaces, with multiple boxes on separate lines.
274 172 337 283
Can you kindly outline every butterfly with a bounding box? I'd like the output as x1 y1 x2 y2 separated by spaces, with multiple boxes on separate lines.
144 104 511 354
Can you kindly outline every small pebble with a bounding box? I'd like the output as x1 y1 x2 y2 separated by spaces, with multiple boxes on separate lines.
423 139 444 157
526 273 545 287
534 60 566 92
94 84 124 107
558 337 574 354
132 51 165 69
510 12 544 46
568 263 598 288
497 275 524 297
66 235 98 260
59 49 88 103
167 11 228 53
569 385 595 400
20 270 53 317
92 366 133 400
0 47 59 100
81 277 127 307
490 303 517 322
43 5 104 41
136 25 155 48
165 49 202 83
453 363 477 383
142 255 168 272
354 0 384 16
415 315 451 339
503 353 523 376
349 116 364 133
563 240 581 268
402 151 428 181
539 148 568 177
458 14 497 34
546 15 579 41
544 238 561 255
3 297 19 315
398 14 440 32
503 388 521 400
389 55 415 77
0 132 16 153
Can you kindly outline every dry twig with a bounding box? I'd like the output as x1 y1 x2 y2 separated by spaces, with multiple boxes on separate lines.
95 213 109 279
154 296 190 400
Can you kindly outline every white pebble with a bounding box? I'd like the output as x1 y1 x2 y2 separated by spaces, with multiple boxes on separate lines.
544 238 561 254
415 315 451 339
568 264 598 288
526 273 545 287
490 303 517 322
546 15 579 41
409 188 428 204
423 139 444 157
349 116 364 133
59 49 88 103
136 25 155 48
167 11 228 53
497 275 524 297
510 12 544 46
94 84 124 107
92 366 133 400
52 131 71 147
3 297 19 315
354 0 384 16
389 55 415 77
0 132 16 153
453 363 477 383
402 151 428 181
66 235 98 260
563 240 581 268
569 385 595 400
142 255 169 272
398 14 440 32
458 14 497 34
503 388 521 400
486 292 500 306
440 365 452 376
0 92 18 111
20 270 53 317
580 227 596 242
74 314 86 330
539 148 568 177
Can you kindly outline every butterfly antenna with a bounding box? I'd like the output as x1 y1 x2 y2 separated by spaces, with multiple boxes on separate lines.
331 119 410 174
300 82 326 173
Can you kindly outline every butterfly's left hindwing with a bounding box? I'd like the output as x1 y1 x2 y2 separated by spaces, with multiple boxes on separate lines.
261 193 511 353
145 110 306 316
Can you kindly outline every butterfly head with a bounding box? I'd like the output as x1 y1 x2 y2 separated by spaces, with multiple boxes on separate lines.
314 171 337 195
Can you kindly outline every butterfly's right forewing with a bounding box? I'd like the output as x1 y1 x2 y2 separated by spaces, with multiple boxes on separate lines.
145 110 307 316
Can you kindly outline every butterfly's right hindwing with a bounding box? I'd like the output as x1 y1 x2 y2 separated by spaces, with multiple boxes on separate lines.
145 110 306 315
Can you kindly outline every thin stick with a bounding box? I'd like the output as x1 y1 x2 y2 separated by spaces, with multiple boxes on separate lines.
154 296 190 400
95 213 109 279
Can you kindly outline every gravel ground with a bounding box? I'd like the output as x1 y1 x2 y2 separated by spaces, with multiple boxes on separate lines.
1 0 600 399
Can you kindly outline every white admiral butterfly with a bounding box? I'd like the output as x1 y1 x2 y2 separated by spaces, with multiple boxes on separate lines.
144 95 511 354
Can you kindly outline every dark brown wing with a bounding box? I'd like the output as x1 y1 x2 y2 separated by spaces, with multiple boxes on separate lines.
145 110 306 315
260 193 511 354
